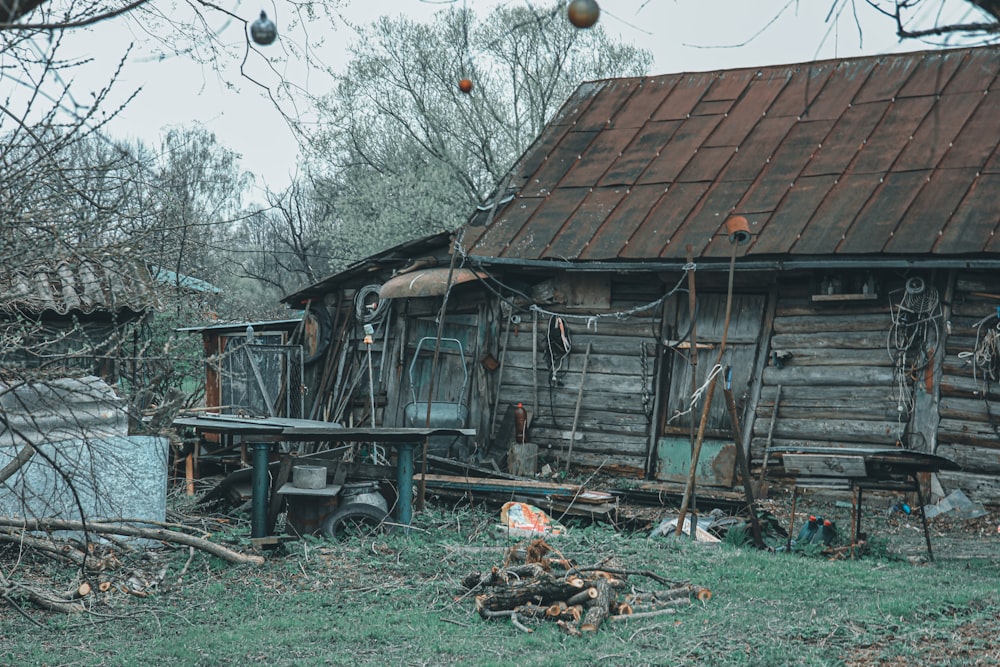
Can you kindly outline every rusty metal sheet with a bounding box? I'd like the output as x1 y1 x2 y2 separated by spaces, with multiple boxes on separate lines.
788 173 883 254
707 74 789 147
600 120 682 186
702 68 756 102
940 92 1000 169
849 96 936 174
885 168 980 254
691 98 736 117
520 130 599 197
935 173 1000 254
836 170 931 254
895 91 982 171
652 73 709 121
939 48 998 94
767 61 835 117
636 114 723 185
573 79 640 131
749 175 838 254
581 184 669 259
561 127 640 187
897 51 964 98
805 58 876 120
505 188 589 258
463 197 544 258
609 76 676 129
662 180 750 259
853 54 919 103
677 145 740 184
540 187 627 261
720 115 798 182
737 120 834 213
617 182 709 260
801 101 887 176
379 268 485 299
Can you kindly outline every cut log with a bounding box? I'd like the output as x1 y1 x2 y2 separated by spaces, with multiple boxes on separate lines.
579 578 614 633
567 587 599 606
477 572 586 611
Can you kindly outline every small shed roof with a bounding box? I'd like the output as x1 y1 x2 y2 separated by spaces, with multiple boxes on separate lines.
0 256 162 316
462 46 1000 267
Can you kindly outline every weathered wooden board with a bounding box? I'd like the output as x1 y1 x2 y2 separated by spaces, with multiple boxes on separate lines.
782 453 867 478
767 348 893 367
772 313 892 334
762 365 895 386
769 331 890 350
934 444 999 474
936 471 1000 505
753 418 900 444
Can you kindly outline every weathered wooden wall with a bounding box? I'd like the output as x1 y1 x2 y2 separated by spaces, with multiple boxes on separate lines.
936 272 1000 503
750 275 904 464
489 275 664 477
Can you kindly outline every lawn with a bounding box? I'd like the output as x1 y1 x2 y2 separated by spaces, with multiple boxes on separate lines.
1 500 998 667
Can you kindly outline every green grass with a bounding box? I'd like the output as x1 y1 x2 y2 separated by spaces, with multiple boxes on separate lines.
2 505 999 666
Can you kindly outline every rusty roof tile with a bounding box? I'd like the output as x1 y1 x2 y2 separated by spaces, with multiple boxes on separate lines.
542 187 628 260
600 120 683 186
636 114 723 185
836 170 931 254
617 182 709 260
562 127 640 187
609 76 676 129
849 96 936 174
934 173 1000 253
894 91 983 171
800 101 887 176
748 175 839 254
884 167 979 254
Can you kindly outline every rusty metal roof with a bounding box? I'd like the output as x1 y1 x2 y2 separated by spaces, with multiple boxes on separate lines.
462 47 1000 266
0 256 162 316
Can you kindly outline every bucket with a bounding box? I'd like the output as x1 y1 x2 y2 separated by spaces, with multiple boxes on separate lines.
292 465 327 489
340 481 388 513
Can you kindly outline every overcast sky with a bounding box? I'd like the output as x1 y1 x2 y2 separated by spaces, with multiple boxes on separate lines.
58 0 979 195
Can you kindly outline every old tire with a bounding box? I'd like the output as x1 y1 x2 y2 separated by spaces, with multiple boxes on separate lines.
319 503 394 541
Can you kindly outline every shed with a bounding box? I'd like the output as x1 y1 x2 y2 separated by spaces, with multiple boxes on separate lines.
284 46 1000 503
0 255 162 382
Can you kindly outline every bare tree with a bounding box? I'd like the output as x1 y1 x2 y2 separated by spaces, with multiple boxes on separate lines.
305 2 652 266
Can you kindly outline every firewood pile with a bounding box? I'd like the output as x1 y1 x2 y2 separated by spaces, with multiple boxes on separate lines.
462 539 712 635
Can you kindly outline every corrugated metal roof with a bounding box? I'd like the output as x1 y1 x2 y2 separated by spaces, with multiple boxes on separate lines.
0 256 162 316
462 47 1000 264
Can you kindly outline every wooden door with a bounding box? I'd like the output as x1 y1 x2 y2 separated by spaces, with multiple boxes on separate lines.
656 293 767 485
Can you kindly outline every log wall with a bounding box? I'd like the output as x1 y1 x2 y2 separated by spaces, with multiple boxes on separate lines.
935 272 1000 503
750 276 905 464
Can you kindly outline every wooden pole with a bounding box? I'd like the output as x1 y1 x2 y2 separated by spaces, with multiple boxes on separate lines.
685 246 699 539
676 240 739 536
722 382 766 549
566 342 592 472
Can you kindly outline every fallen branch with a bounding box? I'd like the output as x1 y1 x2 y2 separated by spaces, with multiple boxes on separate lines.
0 517 264 565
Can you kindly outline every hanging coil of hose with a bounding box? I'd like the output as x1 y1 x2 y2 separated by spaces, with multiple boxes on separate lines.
354 284 388 323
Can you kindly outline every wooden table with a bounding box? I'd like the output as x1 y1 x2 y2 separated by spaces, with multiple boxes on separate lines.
769 446 960 560
173 414 474 538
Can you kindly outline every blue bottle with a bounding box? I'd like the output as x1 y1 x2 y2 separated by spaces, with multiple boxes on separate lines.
796 515 820 544
816 519 837 546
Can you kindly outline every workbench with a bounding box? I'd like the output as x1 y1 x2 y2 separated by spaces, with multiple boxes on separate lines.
173 414 474 538
769 446 960 560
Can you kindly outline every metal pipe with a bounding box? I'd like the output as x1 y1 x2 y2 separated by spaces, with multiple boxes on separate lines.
395 442 416 533
250 442 271 539
467 255 1000 272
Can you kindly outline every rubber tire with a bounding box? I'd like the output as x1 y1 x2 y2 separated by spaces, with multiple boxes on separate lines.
302 305 332 365
319 503 393 541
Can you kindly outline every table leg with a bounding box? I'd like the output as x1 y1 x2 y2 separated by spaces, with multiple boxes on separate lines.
251 442 271 539
912 475 934 562
787 487 799 551
395 442 415 532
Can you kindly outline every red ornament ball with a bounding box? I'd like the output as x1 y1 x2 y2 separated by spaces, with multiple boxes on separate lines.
567 0 600 29
458 78 474 94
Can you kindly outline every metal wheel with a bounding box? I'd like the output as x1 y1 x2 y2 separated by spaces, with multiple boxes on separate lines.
319 503 394 541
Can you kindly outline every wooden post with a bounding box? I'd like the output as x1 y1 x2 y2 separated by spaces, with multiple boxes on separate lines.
685 246 699 538
722 384 766 549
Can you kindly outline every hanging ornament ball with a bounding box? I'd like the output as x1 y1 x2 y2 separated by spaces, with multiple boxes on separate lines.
458 78 474 94
567 0 600 29
250 11 277 46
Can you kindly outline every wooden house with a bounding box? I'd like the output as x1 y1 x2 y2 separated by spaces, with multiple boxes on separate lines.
284 46 1000 503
